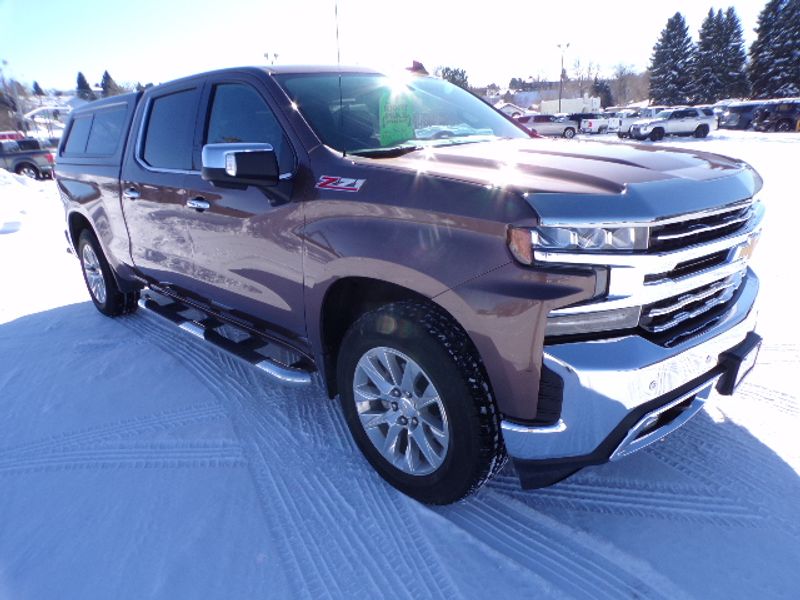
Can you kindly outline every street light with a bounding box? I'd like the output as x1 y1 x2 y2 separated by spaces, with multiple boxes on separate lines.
557 43 570 113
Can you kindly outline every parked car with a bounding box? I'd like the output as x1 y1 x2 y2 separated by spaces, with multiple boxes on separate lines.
607 110 643 138
629 107 717 141
752 100 800 132
515 114 578 138
0 139 55 179
719 102 766 130
567 112 609 134
57 66 763 504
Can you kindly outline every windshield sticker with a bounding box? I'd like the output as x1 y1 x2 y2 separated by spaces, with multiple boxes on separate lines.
379 91 415 147
316 176 366 192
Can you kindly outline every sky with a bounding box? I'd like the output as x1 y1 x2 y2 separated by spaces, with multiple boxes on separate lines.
0 0 767 91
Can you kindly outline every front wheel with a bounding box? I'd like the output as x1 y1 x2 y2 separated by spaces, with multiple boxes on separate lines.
337 301 506 504
563 127 575 139
649 128 664 142
77 230 139 316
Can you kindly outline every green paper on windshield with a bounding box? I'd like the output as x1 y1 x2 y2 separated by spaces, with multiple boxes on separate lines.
379 92 415 147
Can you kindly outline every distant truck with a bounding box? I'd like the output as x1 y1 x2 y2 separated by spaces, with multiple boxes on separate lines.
0 139 54 179
56 66 763 504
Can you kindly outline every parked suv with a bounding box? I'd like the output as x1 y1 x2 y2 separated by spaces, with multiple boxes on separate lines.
515 114 577 138
752 100 800 132
719 102 765 130
56 67 763 504
630 107 716 141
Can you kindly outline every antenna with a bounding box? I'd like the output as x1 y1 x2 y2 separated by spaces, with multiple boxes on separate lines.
334 0 341 66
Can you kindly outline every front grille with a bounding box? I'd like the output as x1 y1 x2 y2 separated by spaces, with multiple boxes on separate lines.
645 250 729 283
640 270 745 335
649 203 753 252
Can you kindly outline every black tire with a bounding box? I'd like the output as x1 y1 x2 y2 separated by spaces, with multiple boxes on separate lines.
563 127 575 139
617 132 625 138
694 125 709 138
77 229 139 317
776 120 792 132
598 126 607 135
15 163 40 179
649 128 665 142
337 301 506 504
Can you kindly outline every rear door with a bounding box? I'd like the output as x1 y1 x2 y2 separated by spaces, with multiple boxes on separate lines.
179 73 307 344
121 78 204 290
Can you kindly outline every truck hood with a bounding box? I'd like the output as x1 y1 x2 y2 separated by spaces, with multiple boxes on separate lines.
631 118 666 128
379 138 748 196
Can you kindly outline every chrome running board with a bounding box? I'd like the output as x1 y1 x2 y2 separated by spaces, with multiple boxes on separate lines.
137 292 313 386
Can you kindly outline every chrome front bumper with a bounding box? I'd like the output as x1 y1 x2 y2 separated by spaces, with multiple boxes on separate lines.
501 270 759 462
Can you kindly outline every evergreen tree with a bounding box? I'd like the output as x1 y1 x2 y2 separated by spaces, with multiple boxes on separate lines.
32 81 45 97
592 77 614 107
438 67 469 89
692 8 724 104
649 12 696 105
76 72 96 101
101 70 123 97
719 7 750 98
749 0 800 98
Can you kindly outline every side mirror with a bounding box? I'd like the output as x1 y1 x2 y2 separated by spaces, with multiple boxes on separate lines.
201 143 279 187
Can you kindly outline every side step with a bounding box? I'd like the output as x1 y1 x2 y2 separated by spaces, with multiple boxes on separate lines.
137 292 313 386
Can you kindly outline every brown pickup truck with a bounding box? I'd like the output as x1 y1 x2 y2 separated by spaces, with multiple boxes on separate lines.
56 66 763 504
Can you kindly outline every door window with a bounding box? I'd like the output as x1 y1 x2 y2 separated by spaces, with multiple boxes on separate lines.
205 83 293 172
142 88 199 170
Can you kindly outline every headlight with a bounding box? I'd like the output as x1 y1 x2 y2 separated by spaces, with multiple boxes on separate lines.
507 225 648 264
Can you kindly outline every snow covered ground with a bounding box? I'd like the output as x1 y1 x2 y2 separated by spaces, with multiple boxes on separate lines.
0 130 798 599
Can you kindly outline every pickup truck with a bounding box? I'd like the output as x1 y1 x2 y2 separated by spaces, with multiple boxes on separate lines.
629 107 717 141
56 66 764 504
0 139 55 179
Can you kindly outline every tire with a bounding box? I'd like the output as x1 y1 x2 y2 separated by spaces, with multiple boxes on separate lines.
648 129 663 142
617 132 625 138
694 125 709 138
598 126 607 135
563 127 575 139
77 229 139 317
337 301 506 504
15 163 40 179
776 120 792 132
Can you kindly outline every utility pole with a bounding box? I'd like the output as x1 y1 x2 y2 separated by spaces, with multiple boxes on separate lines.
557 43 570 113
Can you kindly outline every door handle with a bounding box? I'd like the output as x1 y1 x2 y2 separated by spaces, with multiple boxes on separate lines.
186 197 210 212
123 187 140 200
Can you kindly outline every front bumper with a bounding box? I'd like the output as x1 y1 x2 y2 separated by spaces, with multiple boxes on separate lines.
501 270 759 486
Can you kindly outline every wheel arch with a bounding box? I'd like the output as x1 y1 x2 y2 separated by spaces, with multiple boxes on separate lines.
317 276 467 399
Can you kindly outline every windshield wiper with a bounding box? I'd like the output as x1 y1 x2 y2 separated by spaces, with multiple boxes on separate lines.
349 145 423 158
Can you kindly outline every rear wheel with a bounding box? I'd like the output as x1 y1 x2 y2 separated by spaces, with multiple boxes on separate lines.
77 230 139 316
563 127 575 139
15 163 39 179
337 301 506 504
694 124 709 138
776 120 792 132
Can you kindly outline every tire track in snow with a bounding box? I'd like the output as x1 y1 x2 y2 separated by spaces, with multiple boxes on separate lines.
736 384 798 416
0 403 226 458
0 441 245 475
488 473 761 525
124 311 460 600
437 492 691 600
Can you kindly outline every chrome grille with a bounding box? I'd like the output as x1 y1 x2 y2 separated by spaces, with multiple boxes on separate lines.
649 202 753 252
640 271 745 334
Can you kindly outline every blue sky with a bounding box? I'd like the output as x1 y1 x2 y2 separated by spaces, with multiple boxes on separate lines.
1 0 765 90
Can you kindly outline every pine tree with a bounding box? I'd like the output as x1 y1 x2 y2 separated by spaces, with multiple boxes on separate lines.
592 77 614 107
692 9 724 104
32 81 45 97
649 12 696 105
749 0 800 98
719 7 750 99
76 72 96 101
101 70 123 97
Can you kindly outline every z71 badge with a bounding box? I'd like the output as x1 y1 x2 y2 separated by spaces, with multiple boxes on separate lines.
316 176 366 192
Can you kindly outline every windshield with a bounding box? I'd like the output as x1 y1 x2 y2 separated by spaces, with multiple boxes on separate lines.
655 110 673 119
275 72 528 154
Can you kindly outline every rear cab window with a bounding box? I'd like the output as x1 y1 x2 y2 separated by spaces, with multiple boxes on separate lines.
140 88 200 171
60 95 138 163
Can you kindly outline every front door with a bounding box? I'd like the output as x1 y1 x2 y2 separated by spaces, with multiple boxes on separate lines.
179 77 307 344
